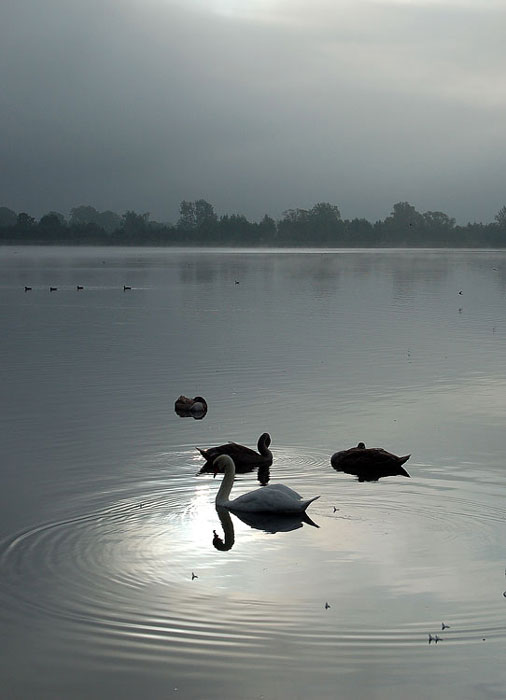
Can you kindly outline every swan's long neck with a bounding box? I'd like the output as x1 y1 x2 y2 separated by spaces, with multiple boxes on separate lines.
258 434 272 458
215 458 235 505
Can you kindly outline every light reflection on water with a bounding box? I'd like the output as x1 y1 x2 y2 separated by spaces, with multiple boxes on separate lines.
1 247 506 699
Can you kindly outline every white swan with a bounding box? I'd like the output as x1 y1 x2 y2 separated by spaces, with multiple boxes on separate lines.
213 455 319 513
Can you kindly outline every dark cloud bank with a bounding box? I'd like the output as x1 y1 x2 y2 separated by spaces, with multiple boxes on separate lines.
1 0 505 224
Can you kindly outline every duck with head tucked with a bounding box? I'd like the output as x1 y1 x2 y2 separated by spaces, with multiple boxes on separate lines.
197 432 273 473
331 442 411 481
175 395 208 418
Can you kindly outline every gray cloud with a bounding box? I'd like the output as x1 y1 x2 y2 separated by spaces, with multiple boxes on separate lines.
0 0 505 223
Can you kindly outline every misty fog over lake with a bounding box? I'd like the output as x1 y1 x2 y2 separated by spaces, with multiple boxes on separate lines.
2 246 506 699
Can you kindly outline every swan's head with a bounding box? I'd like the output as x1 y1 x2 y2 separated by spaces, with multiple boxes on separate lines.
213 454 234 478
259 432 271 448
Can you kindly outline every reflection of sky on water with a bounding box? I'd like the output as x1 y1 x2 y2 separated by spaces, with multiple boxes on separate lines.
2 248 506 699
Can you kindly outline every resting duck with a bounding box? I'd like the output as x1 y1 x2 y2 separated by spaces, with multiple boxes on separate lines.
331 442 410 481
175 395 208 417
197 432 273 473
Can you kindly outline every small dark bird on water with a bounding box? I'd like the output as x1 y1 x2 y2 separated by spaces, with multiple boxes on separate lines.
123 285 131 291
24 286 31 292
76 285 84 290
49 287 57 292
192 572 198 580
458 290 463 295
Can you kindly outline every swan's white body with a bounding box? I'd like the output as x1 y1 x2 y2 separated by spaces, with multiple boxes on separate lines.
213 455 319 513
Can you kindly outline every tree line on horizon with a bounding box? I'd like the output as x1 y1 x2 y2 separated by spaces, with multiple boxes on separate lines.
1 200 506 247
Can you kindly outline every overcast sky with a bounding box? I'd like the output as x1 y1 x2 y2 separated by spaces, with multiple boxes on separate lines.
1 0 505 223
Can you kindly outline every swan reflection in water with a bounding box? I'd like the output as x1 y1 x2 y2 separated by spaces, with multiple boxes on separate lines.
212 506 318 551
198 463 271 485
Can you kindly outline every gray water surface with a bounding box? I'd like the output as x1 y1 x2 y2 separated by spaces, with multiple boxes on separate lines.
1 247 506 699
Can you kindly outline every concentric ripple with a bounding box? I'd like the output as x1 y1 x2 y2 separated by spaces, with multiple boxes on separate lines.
1 445 506 676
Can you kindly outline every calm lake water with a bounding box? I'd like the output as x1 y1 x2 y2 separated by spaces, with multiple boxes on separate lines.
1 246 506 699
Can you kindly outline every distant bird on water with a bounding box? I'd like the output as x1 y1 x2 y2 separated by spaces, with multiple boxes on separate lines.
175 395 208 418
76 285 84 290
49 287 58 292
123 285 131 291
24 286 32 292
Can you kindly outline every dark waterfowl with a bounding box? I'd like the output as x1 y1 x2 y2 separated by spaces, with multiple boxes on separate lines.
123 285 131 291
76 285 84 290
197 432 272 473
24 286 32 292
213 455 319 513
49 287 57 292
175 395 208 418
331 442 410 481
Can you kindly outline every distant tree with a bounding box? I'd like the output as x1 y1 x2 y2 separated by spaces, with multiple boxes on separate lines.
46 210 66 225
423 211 455 230
37 213 66 241
308 202 342 243
309 202 341 223
0 207 17 228
381 202 424 244
343 218 376 245
218 213 255 244
121 210 150 237
277 208 310 244
258 214 276 242
422 210 456 244
70 205 101 227
277 203 342 244
39 213 63 228
177 199 218 240
495 206 506 230
17 212 36 228
194 199 218 232
177 200 196 231
97 210 121 233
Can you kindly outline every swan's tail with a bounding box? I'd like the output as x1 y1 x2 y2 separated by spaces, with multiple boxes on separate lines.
397 454 410 466
196 447 208 459
302 495 320 511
